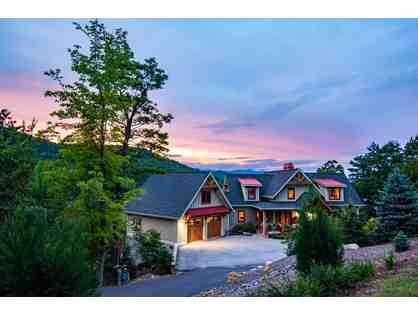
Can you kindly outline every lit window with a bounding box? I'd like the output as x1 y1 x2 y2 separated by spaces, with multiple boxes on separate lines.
238 210 246 223
328 188 341 200
201 190 211 204
288 186 295 200
247 187 257 200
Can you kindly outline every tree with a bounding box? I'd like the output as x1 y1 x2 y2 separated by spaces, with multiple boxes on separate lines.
295 194 344 273
0 109 36 212
68 177 127 286
317 160 345 175
376 168 418 241
403 135 418 188
349 141 403 209
0 207 97 296
335 204 365 244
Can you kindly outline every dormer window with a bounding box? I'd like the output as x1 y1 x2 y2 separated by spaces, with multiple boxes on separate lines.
287 186 296 200
201 189 211 204
247 187 257 201
328 187 341 200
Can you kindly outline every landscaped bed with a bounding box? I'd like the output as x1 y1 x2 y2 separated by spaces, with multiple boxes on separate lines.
197 237 418 297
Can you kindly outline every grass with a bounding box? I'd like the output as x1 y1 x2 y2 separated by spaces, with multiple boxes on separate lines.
374 268 418 297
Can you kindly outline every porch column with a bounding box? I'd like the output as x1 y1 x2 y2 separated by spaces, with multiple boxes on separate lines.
262 210 267 238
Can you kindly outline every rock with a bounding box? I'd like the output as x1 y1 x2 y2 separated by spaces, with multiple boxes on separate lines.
344 243 360 250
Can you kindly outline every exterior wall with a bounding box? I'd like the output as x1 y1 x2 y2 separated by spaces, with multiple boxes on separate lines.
140 216 178 243
230 207 258 226
190 188 224 208
275 185 309 201
177 218 187 244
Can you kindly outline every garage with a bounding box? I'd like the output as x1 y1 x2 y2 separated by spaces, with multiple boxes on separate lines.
187 217 203 242
206 216 221 238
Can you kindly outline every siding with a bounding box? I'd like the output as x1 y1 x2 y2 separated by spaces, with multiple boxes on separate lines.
141 216 178 243
275 185 309 201
190 189 223 208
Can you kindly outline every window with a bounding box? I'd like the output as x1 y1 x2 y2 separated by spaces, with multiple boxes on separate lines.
238 210 246 223
328 187 341 200
201 189 211 204
287 186 295 200
247 187 257 200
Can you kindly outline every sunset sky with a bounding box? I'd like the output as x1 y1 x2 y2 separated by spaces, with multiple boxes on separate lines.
2 19 418 171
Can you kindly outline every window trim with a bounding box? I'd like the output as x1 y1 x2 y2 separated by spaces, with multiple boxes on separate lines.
328 187 342 201
287 186 296 200
201 189 211 204
247 187 258 201
238 210 246 223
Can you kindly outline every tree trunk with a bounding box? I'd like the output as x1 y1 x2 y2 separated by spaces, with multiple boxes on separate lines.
97 250 107 287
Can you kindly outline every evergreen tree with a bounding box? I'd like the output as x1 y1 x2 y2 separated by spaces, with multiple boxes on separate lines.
376 168 418 240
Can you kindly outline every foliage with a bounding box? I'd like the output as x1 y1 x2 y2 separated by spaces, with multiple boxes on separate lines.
0 207 97 296
393 231 409 253
383 251 396 271
294 199 344 273
402 136 418 189
253 261 375 297
376 168 418 241
0 109 35 210
349 141 404 209
336 204 366 244
135 229 172 274
317 160 345 175
230 222 257 234
374 267 418 297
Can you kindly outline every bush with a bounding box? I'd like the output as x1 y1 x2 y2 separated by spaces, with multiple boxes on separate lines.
230 222 256 234
253 261 375 297
0 208 97 296
295 205 344 273
393 231 409 252
383 251 396 271
136 229 172 274
336 204 366 244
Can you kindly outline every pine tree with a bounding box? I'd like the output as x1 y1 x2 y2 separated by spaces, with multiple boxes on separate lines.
376 168 418 241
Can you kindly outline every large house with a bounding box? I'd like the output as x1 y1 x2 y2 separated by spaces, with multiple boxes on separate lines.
125 165 364 244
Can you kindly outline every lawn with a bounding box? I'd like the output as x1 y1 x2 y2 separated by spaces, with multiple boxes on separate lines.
374 268 418 297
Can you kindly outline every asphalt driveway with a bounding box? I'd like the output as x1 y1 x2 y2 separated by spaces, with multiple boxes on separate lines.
100 265 254 297
176 235 287 270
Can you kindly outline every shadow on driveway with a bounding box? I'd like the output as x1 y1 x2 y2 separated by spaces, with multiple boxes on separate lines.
100 265 254 297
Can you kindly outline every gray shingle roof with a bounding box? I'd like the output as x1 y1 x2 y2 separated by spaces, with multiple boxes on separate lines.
125 172 209 219
126 169 364 219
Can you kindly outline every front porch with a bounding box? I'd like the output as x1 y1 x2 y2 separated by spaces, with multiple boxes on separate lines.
256 209 300 237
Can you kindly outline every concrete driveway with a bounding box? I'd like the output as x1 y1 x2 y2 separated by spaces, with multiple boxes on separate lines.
176 235 287 270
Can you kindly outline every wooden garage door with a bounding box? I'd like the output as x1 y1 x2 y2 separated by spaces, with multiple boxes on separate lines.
207 216 221 239
187 217 203 243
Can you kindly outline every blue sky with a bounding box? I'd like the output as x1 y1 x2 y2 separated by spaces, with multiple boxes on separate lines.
1 19 418 171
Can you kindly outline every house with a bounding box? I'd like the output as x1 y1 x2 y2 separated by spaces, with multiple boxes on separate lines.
125 164 364 244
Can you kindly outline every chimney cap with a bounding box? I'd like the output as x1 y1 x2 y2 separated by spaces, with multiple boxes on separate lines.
283 162 295 170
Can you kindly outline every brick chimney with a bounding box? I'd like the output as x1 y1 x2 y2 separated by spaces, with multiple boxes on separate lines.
283 162 295 171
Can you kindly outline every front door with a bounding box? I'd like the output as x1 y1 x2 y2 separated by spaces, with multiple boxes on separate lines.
207 216 221 238
187 217 203 242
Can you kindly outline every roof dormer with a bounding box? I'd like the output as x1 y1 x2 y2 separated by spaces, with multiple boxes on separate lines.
238 178 262 201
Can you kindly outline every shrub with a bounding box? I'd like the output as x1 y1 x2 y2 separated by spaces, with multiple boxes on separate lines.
383 251 396 271
336 204 366 244
295 204 344 273
252 261 375 297
230 222 256 234
136 229 172 274
0 208 97 296
393 231 409 252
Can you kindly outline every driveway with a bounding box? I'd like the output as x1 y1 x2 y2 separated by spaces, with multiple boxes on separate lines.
100 265 254 297
176 235 287 270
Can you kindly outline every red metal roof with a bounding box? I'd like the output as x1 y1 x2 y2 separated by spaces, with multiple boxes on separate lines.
238 178 263 187
186 206 230 217
314 178 347 188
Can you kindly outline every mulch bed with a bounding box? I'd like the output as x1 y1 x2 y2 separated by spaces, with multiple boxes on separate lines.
197 238 418 297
